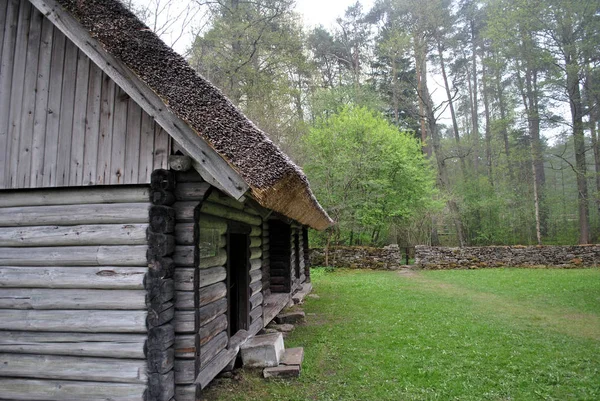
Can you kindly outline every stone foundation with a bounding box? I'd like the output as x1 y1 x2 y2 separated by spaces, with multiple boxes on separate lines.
415 245 600 269
309 245 405 270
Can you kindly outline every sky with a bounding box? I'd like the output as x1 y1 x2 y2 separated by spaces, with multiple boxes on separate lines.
295 0 375 29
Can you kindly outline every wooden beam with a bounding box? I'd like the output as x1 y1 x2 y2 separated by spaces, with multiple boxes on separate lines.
0 246 148 266
0 186 150 208
200 202 262 226
0 310 147 333
0 331 146 358
195 348 237 389
28 0 248 199
0 353 147 383
0 288 146 310
0 378 146 401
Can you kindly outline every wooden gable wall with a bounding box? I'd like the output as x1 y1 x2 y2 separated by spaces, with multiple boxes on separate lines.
0 0 169 190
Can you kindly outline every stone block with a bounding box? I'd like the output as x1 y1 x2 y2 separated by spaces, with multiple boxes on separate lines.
276 311 305 324
263 365 300 379
280 347 304 367
240 332 284 368
267 323 295 333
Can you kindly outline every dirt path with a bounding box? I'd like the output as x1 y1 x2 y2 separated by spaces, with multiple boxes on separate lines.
398 270 600 341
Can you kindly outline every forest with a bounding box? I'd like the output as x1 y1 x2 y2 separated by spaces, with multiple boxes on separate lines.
127 0 600 247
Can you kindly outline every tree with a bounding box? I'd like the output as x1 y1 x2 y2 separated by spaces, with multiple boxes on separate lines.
303 106 438 246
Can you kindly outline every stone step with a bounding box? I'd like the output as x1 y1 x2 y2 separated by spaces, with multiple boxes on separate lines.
292 282 313 304
280 347 304 367
275 311 305 324
240 332 285 368
263 364 300 379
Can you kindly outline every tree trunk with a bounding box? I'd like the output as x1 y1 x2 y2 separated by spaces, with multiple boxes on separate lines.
481 51 493 186
471 21 480 173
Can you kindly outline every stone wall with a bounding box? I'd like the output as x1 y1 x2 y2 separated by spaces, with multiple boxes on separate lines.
415 245 600 269
309 245 405 270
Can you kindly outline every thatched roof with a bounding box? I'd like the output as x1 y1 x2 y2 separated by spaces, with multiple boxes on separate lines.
54 0 333 230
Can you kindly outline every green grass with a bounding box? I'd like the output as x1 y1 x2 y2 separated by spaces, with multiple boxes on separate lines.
203 268 600 400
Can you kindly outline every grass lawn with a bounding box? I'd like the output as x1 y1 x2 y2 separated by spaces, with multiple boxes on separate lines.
203 268 600 400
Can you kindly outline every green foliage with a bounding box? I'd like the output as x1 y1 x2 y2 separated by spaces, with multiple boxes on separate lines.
203 268 600 400
303 106 438 246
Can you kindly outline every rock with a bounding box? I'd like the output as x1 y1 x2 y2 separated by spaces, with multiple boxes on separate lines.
276 311 305 324
263 365 300 379
267 323 295 333
280 347 304 367
240 332 285 368
307 294 320 299
217 371 233 379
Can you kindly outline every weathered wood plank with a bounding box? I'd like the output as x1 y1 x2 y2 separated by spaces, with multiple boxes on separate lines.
206 192 244 210
250 269 262 285
0 331 146 358
199 298 228 327
0 289 146 310
198 214 228 232
0 223 148 246
175 384 198 401
68 49 90 186
199 282 227 306
55 38 78 187
174 334 196 359
250 305 263 324
110 87 128 185
0 265 146 289
0 245 148 266
0 310 147 333
196 348 237 389
249 292 264 310
96 73 115 185
124 98 142 184
15 5 42 188
173 245 194 267
249 317 264 337
200 331 228 368
250 281 262 297
249 258 261 272
174 359 195 384
0 186 150 207
41 27 66 187
174 268 194 291
0 203 150 226
201 202 262 226
172 311 195 334
174 182 211 202
199 314 227 347
250 247 262 260
0 0 20 189
153 125 169 171
173 201 198 222
137 110 155 183
199 266 226 288
0 353 147 383
250 236 262 248
82 63 102 185
0 378 146 401
30 16 54 187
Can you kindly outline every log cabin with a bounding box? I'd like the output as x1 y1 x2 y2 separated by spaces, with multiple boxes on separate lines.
0 0 333 399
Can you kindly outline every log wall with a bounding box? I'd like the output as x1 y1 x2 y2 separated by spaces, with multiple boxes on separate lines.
0 1 169 190
0 185 150 400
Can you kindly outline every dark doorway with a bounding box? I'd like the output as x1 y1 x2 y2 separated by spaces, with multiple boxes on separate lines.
294 231 301 279
228 231 250 335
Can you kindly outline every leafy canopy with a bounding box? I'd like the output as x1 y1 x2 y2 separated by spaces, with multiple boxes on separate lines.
303 106 438 244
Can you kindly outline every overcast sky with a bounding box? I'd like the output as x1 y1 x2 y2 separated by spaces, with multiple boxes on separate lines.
295 0 375 28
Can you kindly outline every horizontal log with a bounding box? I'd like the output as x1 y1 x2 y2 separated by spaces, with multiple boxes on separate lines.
174 223 195 245
206 192 244 210
243 206 261 216
249 237 261 248
250 281 262 297
0 246 148 267
173 311 195 334
196 348 237 389
250 225 261 237
199 298 228 327
250 269 262 285
174 334 196 359
199 282 227 306
199 314 228 347
173 246 194 267
199 266 226 288
0 289 146 310
250 306 262 324
0 266 146 289
200 203 261 226
198 214 228 232
199 233 227 254
0 378 146 400
200 331 228 368
0 224 148 247
174 360 195 384
249 259 261 272
174 182 211 201
0 310 147 333
199 249 227 269
250 247 262 260
173 201 199 222
0 203 150 227
175 384 197 401
249 317 263 336
262 237 270 246
249 292 263 310
0 353 147 383
0 331 146 358
174 268 194 291
0 186 150 208
174 291 194 311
